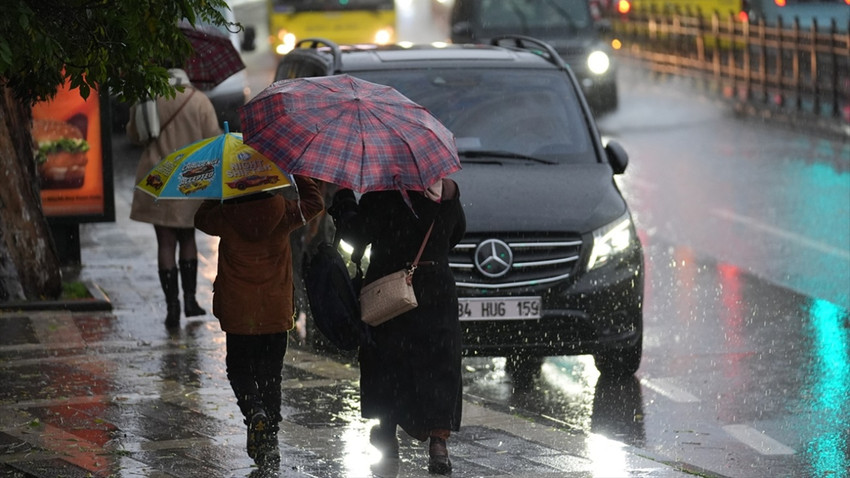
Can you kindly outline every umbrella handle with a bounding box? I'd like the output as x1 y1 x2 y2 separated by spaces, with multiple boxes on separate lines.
289 177 307 225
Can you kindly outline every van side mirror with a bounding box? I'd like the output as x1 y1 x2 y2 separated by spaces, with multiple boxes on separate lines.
605 140 629 174
242 26 256 52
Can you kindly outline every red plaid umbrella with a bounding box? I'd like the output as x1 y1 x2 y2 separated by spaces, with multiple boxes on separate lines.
239 75 461 192
180 23 245 90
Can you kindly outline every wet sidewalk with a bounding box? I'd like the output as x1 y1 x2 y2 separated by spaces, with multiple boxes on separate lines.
0 136 694 477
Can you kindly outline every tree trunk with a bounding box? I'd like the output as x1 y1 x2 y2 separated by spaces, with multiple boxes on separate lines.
0 85 62 301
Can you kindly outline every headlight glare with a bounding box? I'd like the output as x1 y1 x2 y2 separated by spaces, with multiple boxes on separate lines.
587 50 611 75
587 214 633 270
374 28 394 45
275 32 297 55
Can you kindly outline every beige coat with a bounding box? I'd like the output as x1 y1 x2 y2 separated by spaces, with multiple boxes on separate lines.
128 72 221 228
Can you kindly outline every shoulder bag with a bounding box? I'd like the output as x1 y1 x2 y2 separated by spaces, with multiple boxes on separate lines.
360 221 434 326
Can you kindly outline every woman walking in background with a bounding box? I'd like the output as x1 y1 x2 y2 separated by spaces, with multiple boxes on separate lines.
330 178 466 475
127 67 220 328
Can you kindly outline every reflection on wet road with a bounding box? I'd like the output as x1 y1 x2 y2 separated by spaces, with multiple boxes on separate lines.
461 234 849 477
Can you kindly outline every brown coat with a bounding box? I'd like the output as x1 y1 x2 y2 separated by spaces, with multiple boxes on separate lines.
194 176 324 335
128 78 222 228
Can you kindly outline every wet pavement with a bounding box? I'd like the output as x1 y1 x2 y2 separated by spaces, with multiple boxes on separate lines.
0 137 699 477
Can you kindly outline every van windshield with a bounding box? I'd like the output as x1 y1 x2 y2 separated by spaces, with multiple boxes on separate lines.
353 68 595 164
473 0 593 33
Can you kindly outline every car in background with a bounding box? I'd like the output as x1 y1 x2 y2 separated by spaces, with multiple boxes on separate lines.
275 37 644 377
448 0 619 115
202 4 255 131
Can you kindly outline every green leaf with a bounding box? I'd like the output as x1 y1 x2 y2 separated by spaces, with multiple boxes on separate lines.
4 0 230 105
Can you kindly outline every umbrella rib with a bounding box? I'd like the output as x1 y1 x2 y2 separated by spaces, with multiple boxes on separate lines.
360 105 456 189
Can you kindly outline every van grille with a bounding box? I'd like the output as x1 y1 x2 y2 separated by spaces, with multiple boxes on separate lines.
449 233 583 289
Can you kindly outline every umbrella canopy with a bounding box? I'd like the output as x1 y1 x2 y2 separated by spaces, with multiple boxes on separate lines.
239 74 461 193
180 22 246 90
136 122 291 201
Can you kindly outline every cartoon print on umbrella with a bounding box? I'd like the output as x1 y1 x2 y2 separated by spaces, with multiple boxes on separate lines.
137 121 291 201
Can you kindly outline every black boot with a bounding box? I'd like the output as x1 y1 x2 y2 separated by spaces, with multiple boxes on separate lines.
179 259 206 317
428 437 452 475
159 268 181 328
370 422 399 458
246 408 269 461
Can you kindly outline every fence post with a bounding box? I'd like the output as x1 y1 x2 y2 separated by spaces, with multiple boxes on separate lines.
696 12 706 64
712 13 721 80
759 18 767 103
793 18 802 111
776 16 785 107
727 12 734 91
828 19 839 118
743 18 751 103
811 18 820 115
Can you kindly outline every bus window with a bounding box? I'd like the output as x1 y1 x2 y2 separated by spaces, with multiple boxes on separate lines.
268 0 396 55
628 0 744 18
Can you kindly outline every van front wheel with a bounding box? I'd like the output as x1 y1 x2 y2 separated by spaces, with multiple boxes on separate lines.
594 333 642 377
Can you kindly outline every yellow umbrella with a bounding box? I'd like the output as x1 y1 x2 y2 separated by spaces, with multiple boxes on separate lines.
136 122 291 201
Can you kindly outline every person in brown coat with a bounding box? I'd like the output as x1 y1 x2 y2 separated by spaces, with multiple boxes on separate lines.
127 68 221 327
194 175 324 467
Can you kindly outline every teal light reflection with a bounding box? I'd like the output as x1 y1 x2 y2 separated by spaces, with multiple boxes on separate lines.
805 299 849 477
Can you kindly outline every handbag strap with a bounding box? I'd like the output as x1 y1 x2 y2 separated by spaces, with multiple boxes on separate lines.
159 88 196 132
409 220 435 273
153 88 197 159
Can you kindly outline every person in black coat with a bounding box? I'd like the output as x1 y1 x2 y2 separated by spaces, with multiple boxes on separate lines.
329 178 465 475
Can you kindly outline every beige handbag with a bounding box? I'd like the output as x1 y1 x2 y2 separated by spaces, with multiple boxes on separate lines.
360 222 434 326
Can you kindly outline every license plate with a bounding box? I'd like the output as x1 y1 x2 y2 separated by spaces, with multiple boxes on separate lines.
458 297 542 321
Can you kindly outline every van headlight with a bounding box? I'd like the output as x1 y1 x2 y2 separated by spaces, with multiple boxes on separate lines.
587 50 611 75
339 239 371 262
587 213 634 270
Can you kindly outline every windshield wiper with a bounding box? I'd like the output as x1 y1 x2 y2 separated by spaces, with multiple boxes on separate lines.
458 150 556 164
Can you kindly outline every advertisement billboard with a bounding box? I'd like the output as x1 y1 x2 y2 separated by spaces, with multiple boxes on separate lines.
31 81 115 223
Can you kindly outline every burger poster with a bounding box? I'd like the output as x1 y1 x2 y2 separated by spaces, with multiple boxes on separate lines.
31 80 114 221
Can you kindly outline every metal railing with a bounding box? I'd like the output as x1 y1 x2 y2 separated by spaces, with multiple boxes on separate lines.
608 10 850 132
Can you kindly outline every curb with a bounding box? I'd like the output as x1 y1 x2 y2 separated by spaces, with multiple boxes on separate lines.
0 280 112 312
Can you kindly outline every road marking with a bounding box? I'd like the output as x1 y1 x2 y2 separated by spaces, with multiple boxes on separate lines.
710 208 850 260
723 424 795 455
640 378 700 403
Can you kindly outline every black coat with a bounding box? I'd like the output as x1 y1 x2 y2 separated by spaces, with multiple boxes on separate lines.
332 180 466 439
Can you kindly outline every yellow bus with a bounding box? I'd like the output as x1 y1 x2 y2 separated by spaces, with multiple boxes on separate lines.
268 0 396 55
614 0 744 19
